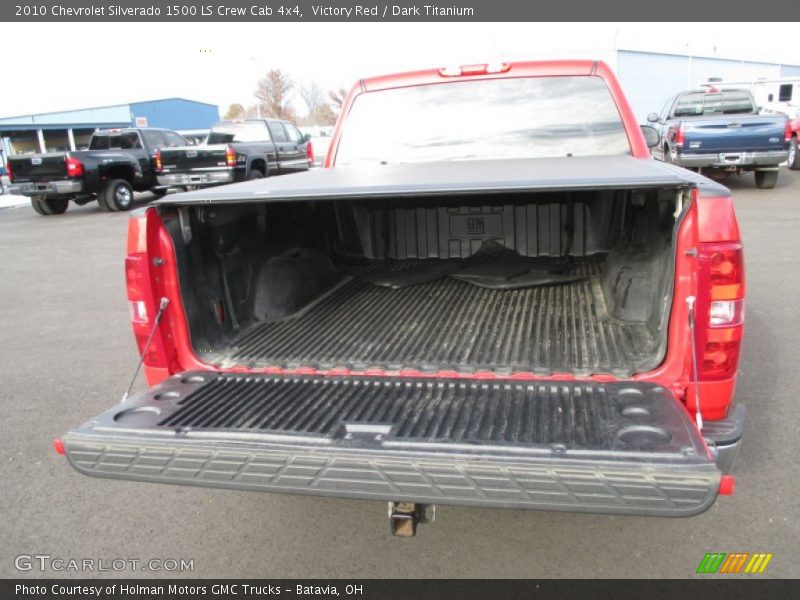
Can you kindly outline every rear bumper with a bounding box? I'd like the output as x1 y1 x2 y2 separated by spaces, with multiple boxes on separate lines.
64 434 721 517
62 373 724 517
676 150 788 169
157 169 234 187
11 179 83 197
704 403 746 474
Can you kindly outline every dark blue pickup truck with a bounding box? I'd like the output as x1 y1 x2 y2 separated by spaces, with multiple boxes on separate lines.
648 88 790 189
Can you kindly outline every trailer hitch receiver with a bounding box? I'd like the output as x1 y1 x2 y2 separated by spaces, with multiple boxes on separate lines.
388 502 435 537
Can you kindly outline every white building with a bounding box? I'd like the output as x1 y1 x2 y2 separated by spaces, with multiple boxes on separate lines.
613 49 800 122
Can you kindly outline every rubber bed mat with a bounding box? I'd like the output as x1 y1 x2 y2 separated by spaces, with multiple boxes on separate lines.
210 256 656 376
366 239 583 290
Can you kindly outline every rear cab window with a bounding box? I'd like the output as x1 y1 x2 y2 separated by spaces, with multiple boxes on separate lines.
334 75 631 166
207 122 270 144
142 130 167 149
164 132 186 147
672 90 756 117
89 131 143 150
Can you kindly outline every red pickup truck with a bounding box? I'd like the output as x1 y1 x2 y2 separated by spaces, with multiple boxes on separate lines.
58 61 745 536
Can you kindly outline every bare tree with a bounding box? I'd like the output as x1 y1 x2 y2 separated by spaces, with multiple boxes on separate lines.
328 87 348 112
297 82 338 126
255 69 296 121
223 103 246 120
299 82 326 116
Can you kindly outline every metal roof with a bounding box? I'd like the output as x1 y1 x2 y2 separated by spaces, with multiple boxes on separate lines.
0 98 217 131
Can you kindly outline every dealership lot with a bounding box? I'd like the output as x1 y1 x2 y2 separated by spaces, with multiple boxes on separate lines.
0 171 798 579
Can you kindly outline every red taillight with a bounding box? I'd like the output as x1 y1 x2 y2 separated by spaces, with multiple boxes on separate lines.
225 145 236 167
65 156 83 178
155 149 163 172
697 242 745 381
718 475 735 496
784 119 793 143
675 123 686 148
126 210 169 369
5 160 12 182
53 438 65 456
306 141 314 166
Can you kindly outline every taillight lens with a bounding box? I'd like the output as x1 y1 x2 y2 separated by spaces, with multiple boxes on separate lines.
697 242 745 380
306 141 314 166
675 123 686 148
225 145 236 167
5 160 12 182
126 253 167 367
155 149 163 172
785 119 793 143
125 210 169 369
709 299 744 327
65 156 83 178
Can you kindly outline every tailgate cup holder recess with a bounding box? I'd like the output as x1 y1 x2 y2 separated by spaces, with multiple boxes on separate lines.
621 406 652 418
615 425 672 450
113 406 162 425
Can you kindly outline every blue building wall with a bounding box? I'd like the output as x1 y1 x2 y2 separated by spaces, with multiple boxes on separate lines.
128 98 219 130
0 104 132 128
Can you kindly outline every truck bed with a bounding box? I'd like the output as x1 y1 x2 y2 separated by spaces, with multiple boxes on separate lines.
204 257 655 377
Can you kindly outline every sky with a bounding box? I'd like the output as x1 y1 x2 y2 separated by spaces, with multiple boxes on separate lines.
2 22 800 117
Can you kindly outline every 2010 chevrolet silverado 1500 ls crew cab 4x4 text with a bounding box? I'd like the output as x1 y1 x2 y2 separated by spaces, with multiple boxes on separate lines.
58 61 746 536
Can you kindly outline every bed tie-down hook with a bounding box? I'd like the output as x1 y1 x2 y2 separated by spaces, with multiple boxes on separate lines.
686 295 703 430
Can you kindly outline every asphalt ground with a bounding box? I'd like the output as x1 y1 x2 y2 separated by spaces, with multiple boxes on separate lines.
0 169 798 579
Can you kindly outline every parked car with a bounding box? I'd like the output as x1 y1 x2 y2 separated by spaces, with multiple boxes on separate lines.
6 128 186 215
58 61 745 536
155 118 312 188
648 88 790 188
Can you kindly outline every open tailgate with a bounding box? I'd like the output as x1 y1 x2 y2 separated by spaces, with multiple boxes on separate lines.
63 373 722 517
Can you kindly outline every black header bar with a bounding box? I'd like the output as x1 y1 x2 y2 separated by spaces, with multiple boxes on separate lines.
3 0 800 21
4 579 797 600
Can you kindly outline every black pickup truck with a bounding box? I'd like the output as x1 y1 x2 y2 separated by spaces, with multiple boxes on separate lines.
155 119 312 188
7 128 186 215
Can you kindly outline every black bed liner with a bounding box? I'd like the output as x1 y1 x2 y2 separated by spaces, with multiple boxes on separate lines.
64 373 721 516
153 155 715 206
205 257 656 377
